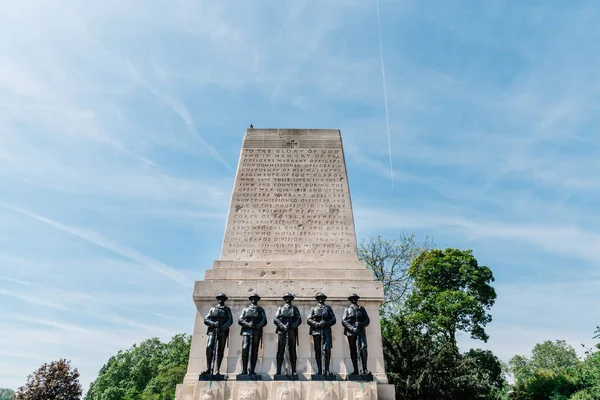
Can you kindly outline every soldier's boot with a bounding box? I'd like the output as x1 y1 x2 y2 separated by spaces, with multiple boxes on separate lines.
315 357 323 375
351 358 360 375
276 357 283 375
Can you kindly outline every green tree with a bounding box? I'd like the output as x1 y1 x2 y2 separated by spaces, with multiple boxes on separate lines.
382 313 506 400
508 339 587 400
407 248 497 345
380 312 434 399
14 359 82 400
463 349 507 397
509 369 578 400
359 233 433 311
141 365 187 400
570 326 600 400
0 388 15 400
85 334 191 400
362 239 505 399
509 340 580 383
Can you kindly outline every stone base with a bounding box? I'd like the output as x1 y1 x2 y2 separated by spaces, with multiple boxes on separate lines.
347 373 373 382
310 374 338 381
198 374 227 381
236 374 264 381
176 380 395 399
274 374 299 381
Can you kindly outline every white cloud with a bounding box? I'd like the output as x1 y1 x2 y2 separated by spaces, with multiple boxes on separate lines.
355 206 600 266
0 203 191 287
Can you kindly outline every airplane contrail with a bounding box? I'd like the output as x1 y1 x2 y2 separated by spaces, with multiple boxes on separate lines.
375 0 394 188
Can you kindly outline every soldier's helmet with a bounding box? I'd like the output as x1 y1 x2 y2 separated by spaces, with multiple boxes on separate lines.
315 292 327 300
249 292 261 301
216 293 228 301
348 293 360 301
283 292 295 300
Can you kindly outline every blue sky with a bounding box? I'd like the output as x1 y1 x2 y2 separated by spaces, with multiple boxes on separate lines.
2 0 600 390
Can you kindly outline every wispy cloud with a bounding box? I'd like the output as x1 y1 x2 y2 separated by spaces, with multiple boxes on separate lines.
127 62 232 171
0 202 191 287
0 276 173 319
0 288 68 311
355 207 600 267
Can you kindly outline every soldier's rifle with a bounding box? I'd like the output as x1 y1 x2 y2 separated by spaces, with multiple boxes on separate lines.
211 324 219 375
284 320 290 375
248 313 254 374
320 315 326 375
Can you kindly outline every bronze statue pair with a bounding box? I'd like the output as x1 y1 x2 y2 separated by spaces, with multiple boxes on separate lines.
307 292 371 377
200 292 371 378
201 292 268 377
200 292 269 377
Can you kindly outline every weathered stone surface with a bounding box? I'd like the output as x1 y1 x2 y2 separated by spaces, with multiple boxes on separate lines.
179 381 395 400
176 129 392 399
204 268 374 281
221 129 358 262
212 260 367 270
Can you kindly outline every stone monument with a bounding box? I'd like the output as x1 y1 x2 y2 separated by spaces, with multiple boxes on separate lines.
175 128 395 400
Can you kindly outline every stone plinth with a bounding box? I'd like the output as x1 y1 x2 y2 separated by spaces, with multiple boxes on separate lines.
176 129 395 399
176 380 393 400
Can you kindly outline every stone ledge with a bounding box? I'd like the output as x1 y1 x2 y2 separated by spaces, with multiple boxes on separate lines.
204 268 374 281
212 260 367 270
245 128 342 137
193 280 384 302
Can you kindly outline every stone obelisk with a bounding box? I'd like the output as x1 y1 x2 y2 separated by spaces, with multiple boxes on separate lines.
176 129 394 400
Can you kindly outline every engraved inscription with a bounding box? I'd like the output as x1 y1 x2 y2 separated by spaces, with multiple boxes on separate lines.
222 142 358 261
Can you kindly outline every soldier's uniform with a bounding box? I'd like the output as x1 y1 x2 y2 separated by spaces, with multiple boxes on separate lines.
238 293 267 375
202 293 233 375
274 293 302 375
342 293 371 375
307 292 337 375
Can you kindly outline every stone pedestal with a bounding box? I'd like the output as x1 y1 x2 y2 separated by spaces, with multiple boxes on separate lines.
175 129 395 399
176 381 395 400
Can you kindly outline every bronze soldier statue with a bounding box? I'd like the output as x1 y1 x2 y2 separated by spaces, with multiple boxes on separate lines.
274 292 302 376
307 292 337 375
201 293 233 376
238 292 267 375
342 293 371 375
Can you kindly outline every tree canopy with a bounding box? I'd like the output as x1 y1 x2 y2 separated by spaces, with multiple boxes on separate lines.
85 334 191 400
358 233 433 312
0 388 15 400
14 359 82 400
407 248 497 345
509 340 580 383
508 329 600 400
375 244 505 399
381 312 506 399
